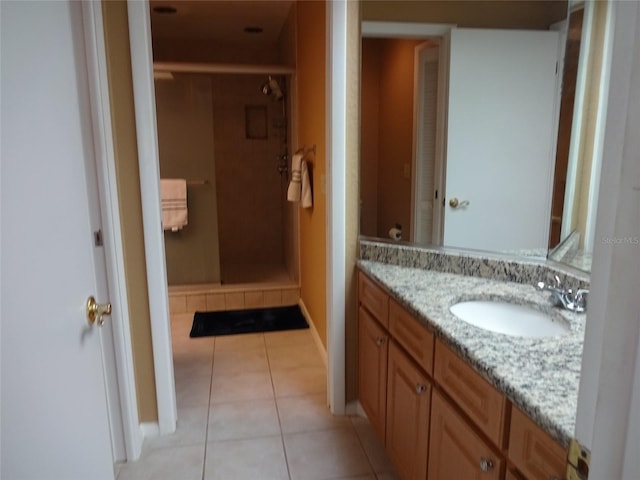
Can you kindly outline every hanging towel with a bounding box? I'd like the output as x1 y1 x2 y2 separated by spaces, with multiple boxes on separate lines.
287 153 303 202
160 178 188 232
301 160 313 208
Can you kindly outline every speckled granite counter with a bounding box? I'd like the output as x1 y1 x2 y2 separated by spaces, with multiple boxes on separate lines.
358 260 586 448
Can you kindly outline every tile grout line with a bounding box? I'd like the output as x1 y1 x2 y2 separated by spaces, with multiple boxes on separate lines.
264 334 293 480
201 338 216 480
350 417 380 479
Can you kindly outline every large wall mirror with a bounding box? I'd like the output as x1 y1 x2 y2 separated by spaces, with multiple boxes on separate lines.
359 0 612 272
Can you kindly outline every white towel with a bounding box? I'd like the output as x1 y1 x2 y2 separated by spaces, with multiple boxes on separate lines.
301 160 313 208
160 178 188 232
287 153 303 202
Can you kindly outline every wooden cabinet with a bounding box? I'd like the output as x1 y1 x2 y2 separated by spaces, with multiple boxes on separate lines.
358 271 389 328
434 340 508 447
509 407 566 480
389 299 435 375
429 390 503 480
357 270 567 480
358 306 389 440
386 341 431 480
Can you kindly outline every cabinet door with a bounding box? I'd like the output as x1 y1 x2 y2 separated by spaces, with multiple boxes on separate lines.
358 306 389 441
429 390 503 480
386 341 431 480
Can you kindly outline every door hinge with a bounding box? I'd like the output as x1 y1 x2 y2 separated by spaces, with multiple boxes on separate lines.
94 229 104 247
566 438 590 480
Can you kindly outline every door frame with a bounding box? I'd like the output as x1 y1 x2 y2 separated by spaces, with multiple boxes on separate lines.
126 0 177 436
80 1 144 460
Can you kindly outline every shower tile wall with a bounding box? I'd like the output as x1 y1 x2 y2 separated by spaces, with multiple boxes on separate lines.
211 74 288 282
156 75 222 285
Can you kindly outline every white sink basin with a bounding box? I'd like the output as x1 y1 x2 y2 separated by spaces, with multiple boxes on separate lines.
450 300 570 338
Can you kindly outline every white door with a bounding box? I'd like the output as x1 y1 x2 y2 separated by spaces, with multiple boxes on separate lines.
443 28 560 252
1 2 115 479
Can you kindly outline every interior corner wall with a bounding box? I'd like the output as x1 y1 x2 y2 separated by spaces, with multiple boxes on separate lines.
345 0 361 406
377 39 421 240
296 0 327 347
102 0 158 423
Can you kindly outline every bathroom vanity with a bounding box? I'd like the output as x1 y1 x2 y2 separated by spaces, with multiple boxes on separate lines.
357 249 587 480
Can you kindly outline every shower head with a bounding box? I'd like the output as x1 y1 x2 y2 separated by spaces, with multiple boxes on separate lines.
261 76 284 100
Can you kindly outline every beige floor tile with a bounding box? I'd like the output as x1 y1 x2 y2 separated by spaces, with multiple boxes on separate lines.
352 417 397 475
173 351 214 379
271 366 326 398
264 329 314 348
204 436 289 480
212 346 269 374
277 393 351 434
117 444 204 480
210 370 274 404
208 398 281 441
213 333 265 352
267 344 324 370
144 405 208 450
284 428 373 480
175 374 211 408
186 294 207 312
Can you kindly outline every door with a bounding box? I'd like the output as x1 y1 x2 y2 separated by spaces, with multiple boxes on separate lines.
1 2 115 479
443 28 560 252
412 42 441 245
385 341 430 480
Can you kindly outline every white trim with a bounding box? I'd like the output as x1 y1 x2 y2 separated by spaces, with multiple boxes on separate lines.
139 422 160 439
584 1 614 252
126 0 177 436
362 21 455 38
298 300 328 368
562 1 595 240
326 0 347 416
154 61 295 76
575 1 640 477
80 1 142 461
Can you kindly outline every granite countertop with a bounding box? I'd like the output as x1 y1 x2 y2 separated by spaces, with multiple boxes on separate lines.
358 260 586 447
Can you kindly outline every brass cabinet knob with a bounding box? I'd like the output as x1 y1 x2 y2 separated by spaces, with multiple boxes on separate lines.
415 383 428 394
87 296 112 326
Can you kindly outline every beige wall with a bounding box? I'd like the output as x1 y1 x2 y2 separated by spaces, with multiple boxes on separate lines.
361 38 420 240
345 0 361 407
102 0 157 423
361 0 567 29
152 37 281 65
297 0 327 346
155 75 222 286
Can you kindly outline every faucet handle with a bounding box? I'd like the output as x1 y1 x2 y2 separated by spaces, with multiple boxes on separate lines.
574 289 589 308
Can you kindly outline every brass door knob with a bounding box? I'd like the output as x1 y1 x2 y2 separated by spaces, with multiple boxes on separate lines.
87 296 112 326
449 197 470 209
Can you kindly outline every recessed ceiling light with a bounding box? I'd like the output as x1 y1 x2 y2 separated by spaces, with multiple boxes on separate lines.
153 5 177 15
244 26 263 34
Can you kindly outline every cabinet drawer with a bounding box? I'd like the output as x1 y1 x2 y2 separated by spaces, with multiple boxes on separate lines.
389 299 434 375
509 407 566 480
358 272 389 328
434 340 507 447
429 390 503 480
358 306 389 441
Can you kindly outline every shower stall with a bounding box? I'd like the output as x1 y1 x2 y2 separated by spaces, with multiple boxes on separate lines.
155 70 300 311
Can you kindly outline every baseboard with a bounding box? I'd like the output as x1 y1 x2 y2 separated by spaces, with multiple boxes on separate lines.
140 421 159 439
298 299 328 368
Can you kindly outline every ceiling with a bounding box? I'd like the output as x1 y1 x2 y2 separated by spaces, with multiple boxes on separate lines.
149 0 295 46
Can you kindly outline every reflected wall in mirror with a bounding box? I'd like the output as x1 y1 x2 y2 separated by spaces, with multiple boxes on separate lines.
359 0 612 272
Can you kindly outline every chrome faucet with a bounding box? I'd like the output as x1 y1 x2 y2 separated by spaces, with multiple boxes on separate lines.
536 275 589 313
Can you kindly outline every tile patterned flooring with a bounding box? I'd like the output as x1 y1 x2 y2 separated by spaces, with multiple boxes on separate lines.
116 313 397 480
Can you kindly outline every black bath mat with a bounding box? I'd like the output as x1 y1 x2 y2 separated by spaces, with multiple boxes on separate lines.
189 305 308 338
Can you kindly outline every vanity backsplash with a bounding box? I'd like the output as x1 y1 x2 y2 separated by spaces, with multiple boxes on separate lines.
359 238 590 293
